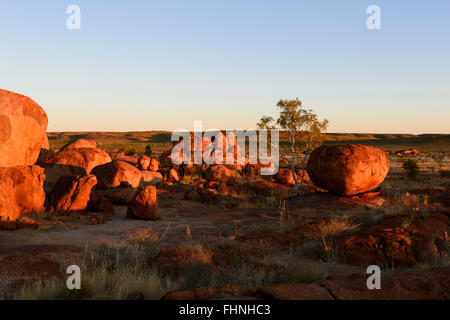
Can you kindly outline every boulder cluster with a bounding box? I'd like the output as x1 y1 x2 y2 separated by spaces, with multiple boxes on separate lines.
1 89 391 225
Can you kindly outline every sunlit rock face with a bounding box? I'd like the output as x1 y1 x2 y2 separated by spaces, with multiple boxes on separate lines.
0 89 48 167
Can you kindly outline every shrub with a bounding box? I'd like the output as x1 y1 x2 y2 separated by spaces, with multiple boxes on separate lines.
144 145 152 157
439 170 450 177
125 148 136 156
402 158 420 179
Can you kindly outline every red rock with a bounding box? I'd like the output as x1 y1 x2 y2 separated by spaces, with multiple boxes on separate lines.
45 147 112 174
158 150 173 168
334 212 450 267
307 144 389 195
244 160 273 178
137 155 151 170
47 174 97 213
149 158 160 172
36 135 54 165
142 171 163 185
0 89 48 167
41 134 49 150
205 165 239 183
395 148 419 156
0 166 46 221
60 138 97 151
92 160 143 189
40 163 87 193
276 168 297 185
110 153 139 165
168 168 179 182
127 185 159 220
98 187 136 205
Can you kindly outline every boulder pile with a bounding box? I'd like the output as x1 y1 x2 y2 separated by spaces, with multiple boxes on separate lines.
0 90 48 221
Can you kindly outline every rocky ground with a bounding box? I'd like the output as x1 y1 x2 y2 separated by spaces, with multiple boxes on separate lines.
0 89 449 300
0 166 448 300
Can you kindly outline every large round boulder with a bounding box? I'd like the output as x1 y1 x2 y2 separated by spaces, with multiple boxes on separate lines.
47 174 97 213
0 89 48 167
127 186 159 220
0 166 46 221
92 160 143 189
306 144 389 195
60 138 97 151
45 148 112 174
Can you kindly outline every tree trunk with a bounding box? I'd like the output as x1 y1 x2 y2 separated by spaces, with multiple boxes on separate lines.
297 151 309 195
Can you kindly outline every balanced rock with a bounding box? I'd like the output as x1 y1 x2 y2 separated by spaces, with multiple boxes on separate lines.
92 160 143 189
0 166 46 221
307 144 389 195
0 89 48 167
45 148 111 174
47 174 97 213
127 186 159 220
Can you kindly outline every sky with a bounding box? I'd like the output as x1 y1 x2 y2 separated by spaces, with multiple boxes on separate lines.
0 0 449 133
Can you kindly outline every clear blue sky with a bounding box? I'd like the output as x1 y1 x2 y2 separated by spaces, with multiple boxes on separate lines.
0 0 449 133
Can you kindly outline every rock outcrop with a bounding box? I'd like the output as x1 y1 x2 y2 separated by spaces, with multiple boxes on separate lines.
0 166 46 221
127 186 159 220
137 155 151 170
47 174 97 213
142 171 163 185
60 138 97 151
334 212 450 267
45 147 111 174
307 144 389 195
91 160 143 189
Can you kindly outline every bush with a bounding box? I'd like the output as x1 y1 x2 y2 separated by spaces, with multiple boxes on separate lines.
439 170 450 177
402 158 420 179
144 145 152 157
125 148 136 156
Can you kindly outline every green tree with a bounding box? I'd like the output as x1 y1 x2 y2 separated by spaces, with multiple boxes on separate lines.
258 98 328 195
